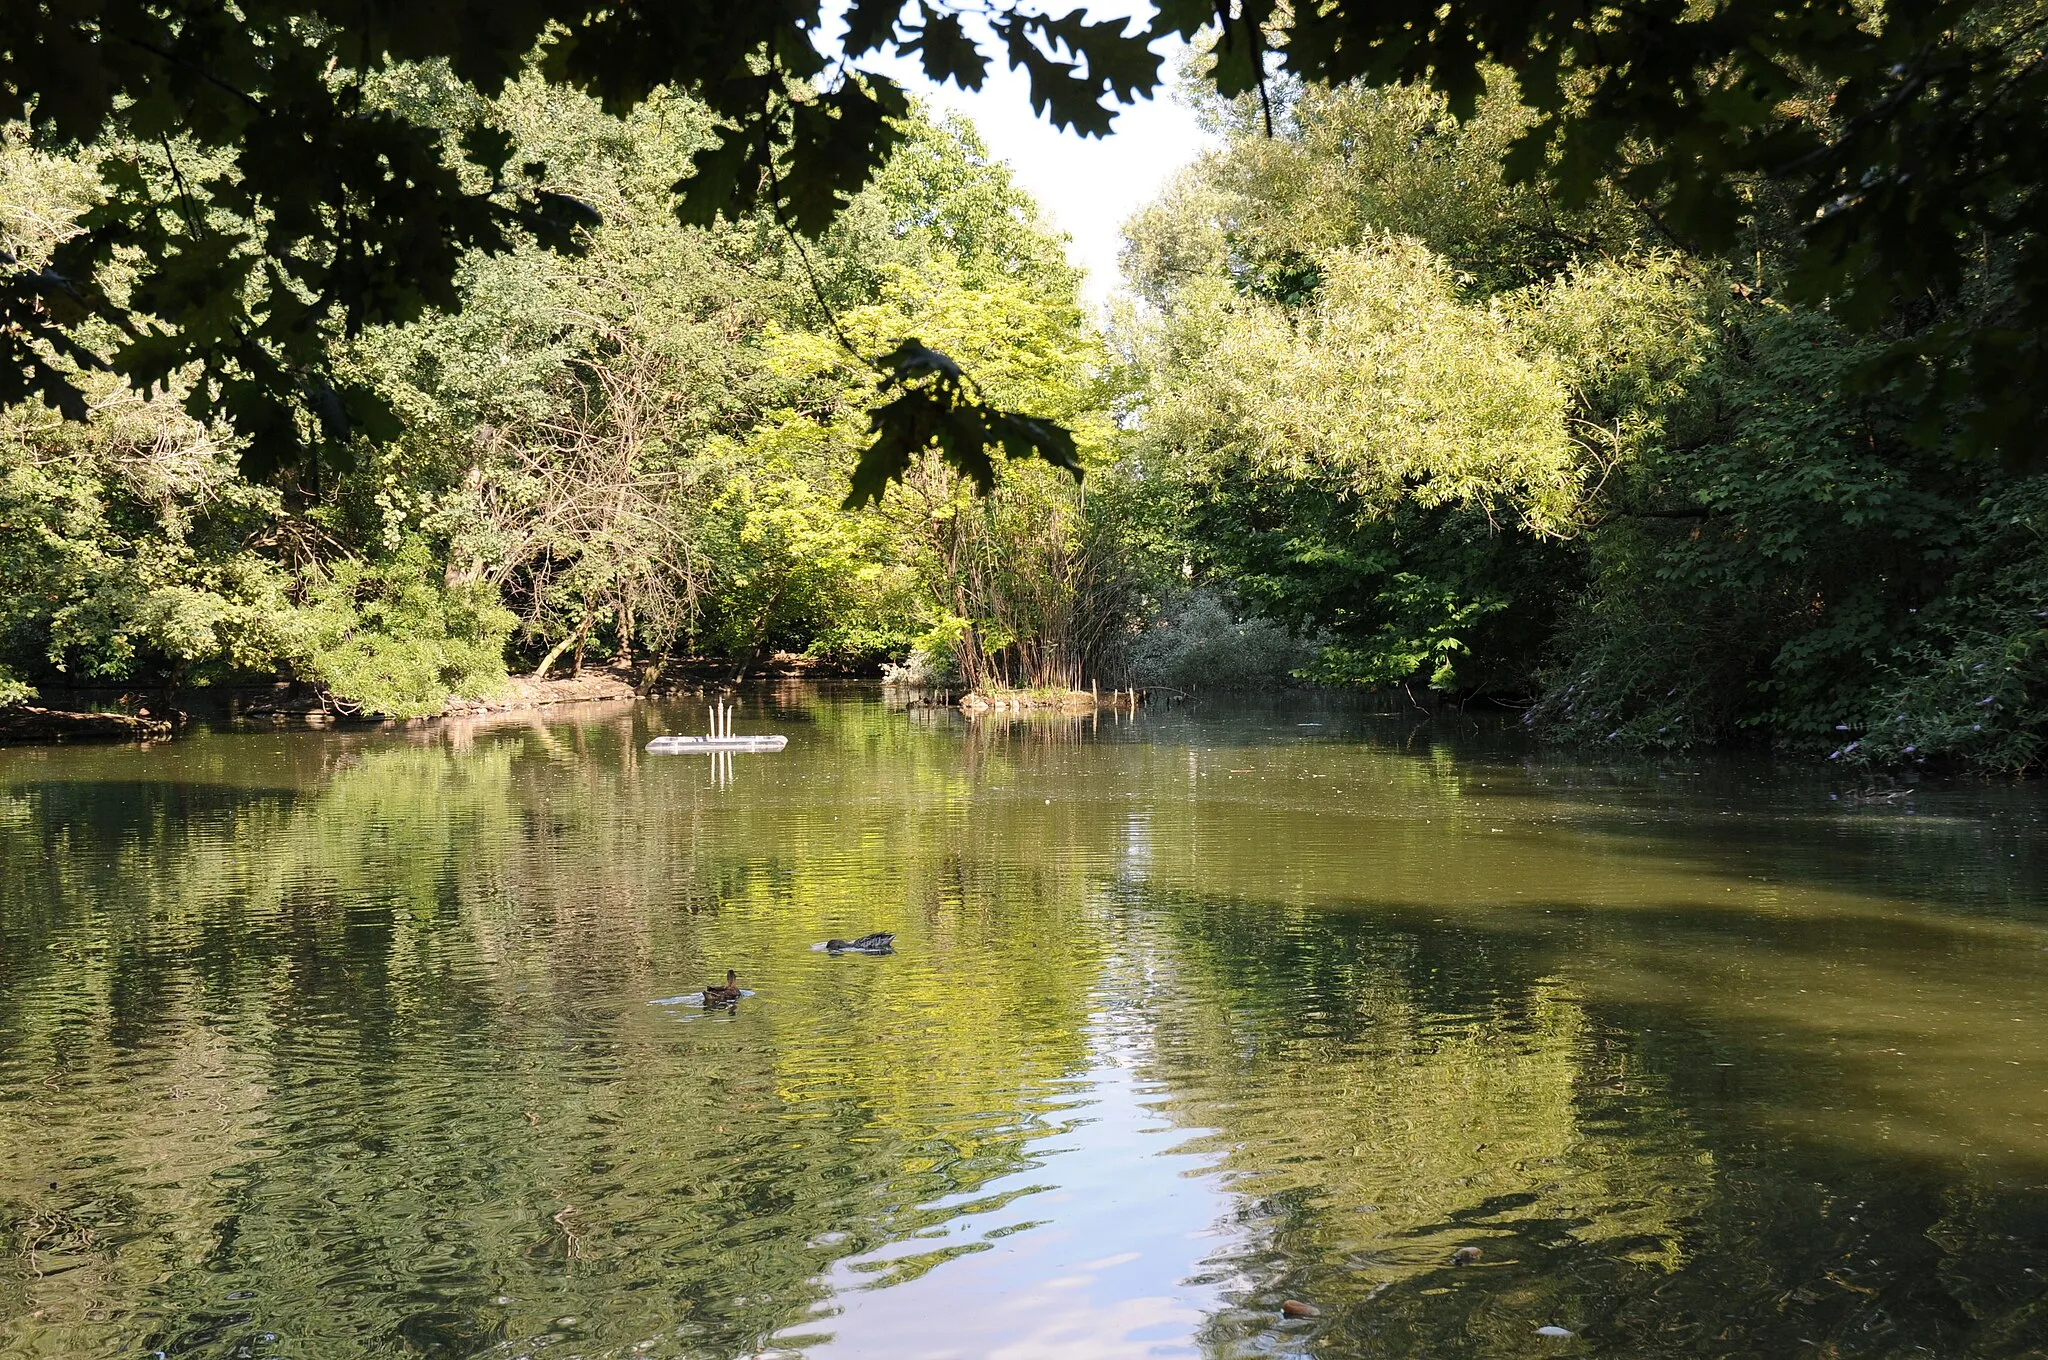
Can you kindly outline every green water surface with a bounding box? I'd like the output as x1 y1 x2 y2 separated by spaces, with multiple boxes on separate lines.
2 689 2046 1359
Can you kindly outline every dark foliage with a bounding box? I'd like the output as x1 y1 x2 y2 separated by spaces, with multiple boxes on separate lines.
7 0 2046 499
3 0 1150 497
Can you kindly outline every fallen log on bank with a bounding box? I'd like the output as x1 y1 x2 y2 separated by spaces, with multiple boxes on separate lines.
0 705 173 744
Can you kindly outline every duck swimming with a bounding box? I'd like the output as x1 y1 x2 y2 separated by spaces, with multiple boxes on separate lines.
702 969 742 1004
825 933 894 954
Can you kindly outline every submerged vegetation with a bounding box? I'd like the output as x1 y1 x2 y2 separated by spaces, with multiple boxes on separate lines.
4 14 2047 772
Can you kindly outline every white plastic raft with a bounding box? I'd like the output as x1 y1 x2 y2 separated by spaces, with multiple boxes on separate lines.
648 698 785 754
646 734 788 754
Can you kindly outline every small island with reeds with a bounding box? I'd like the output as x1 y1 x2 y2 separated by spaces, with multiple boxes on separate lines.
958 686 1144 713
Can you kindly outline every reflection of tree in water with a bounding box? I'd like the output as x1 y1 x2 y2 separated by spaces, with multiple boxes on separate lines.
4 700 2048 1358
0 713 1107 1359
1109 889 2048 1358
1101 892 1704 1356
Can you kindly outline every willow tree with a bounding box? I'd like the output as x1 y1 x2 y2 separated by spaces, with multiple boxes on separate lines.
1121 237 1584 695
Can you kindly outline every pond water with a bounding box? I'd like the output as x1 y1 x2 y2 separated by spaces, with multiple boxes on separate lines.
3 688 2047 1359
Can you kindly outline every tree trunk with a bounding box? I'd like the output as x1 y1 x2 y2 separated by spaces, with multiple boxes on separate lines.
571 612 592 676
531 631 577 681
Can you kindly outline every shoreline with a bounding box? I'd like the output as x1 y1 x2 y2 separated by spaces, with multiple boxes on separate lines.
0 676 644 746
0 704 175 744
0 658 877 747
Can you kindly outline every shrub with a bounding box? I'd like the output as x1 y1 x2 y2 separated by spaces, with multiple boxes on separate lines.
881 643 962 686
0 669 34 707
1838 480 2048 774
295 540 515 717
1125 589 1315 691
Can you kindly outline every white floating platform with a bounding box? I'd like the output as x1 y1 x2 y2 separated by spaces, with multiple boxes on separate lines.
645 735 788 754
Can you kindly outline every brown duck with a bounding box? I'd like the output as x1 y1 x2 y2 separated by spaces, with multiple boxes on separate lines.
702 969 742 1005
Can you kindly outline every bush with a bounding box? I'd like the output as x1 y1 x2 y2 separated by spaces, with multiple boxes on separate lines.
1837 479 2048 774
1125 589 1315 691
0 669 34 707
1525 295 2048 768
881 643 961 686
295 540 515 717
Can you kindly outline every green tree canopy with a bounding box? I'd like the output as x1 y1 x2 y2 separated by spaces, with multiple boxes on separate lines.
5 0 2044 497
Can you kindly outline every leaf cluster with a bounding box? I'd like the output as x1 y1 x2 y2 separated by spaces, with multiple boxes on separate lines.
3 0 1168 500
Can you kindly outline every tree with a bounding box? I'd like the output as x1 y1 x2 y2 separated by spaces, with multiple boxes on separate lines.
767 223 1117 690
1 0 1137 500
0 76 1110 710
1114 52 2048 765
8 0 2044 496
1117 230 1590 697
1204 0 2048 457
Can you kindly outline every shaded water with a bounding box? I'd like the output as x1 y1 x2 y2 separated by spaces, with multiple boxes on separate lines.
3 688 2047 1359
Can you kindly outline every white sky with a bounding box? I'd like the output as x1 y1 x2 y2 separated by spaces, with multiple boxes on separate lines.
853 7 1217 309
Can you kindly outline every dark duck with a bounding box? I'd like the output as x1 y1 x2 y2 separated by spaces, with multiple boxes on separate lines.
825 933 895 954
702 969 743 1004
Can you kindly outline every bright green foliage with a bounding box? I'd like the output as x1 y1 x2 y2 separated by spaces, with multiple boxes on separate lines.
0 89 1116 712
1219 0 2048 461
11 0 2046 470
1137 244 1581 535
1509 256 1724 469
1115 81 1606 698
3 0 1144 493
341 81 790 673
10 8 2045 765
1120 118 1593 696
760 222 1116 688
698 417 920 670
293 541 515 719
0 379 295 688
0 368 517 715
1125 75 1643 304
1123 62 2048 768
349 97 1110 689
1 109 529 714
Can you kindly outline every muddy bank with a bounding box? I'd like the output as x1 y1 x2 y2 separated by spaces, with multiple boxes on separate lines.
6 655 880 746
446 672 639 715
4 673 646 740
223 671 642 723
